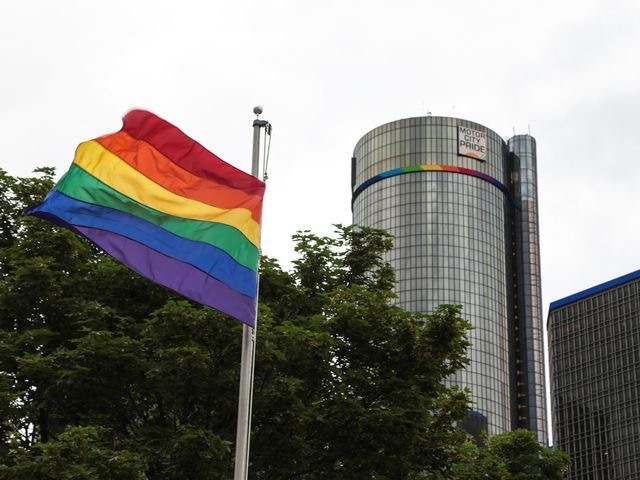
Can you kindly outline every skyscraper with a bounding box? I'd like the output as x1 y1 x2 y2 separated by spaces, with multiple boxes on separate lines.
351 116 547 443
548 270 640 479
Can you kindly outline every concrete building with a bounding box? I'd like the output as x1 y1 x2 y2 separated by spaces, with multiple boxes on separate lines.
351 116 546 442
548 270 640 479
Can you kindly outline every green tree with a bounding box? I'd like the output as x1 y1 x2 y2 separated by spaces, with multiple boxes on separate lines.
487 429 570 480
0 168 235 479
250 227 473 478
451 430 570 480
1 168 567 479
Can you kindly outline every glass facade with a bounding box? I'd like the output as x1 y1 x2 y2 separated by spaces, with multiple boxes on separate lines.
351 116 547 442
509 136 547 440
549 272 640 479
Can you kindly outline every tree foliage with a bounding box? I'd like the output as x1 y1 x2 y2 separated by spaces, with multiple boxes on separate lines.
0 169 567 479
0 168 237 479
452 430 570 480
251 227 473 479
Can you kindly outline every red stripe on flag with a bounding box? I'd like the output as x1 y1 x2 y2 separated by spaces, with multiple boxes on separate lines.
121 109 265 194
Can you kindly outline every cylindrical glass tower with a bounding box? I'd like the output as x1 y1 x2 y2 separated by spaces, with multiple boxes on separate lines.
351 116 547 442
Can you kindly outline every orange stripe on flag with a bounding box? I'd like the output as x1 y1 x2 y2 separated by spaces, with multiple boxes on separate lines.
96 132 263 222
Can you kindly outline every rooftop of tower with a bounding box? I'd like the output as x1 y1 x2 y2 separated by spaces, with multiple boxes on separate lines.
549 268 640 311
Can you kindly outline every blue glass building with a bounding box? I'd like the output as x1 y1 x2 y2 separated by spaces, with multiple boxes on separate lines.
549 270 640 479
351 116 547 442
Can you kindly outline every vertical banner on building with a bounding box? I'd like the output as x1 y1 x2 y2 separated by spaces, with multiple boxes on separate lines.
458 126 487 161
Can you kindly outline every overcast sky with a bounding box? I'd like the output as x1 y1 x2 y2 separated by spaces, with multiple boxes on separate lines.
2 0 640 316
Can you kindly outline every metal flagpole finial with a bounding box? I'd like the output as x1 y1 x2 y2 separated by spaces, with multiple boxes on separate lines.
253 106 268 129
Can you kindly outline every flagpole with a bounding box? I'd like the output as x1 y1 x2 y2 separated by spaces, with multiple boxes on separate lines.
234 106 268 480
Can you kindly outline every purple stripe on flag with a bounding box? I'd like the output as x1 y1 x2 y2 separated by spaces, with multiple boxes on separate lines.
75 225 256 327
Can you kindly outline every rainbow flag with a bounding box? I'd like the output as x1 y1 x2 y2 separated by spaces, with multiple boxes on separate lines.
28 110 265 327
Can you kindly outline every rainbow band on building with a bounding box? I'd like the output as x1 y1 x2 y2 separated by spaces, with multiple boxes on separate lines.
28 109 265 327
352 164 508 202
